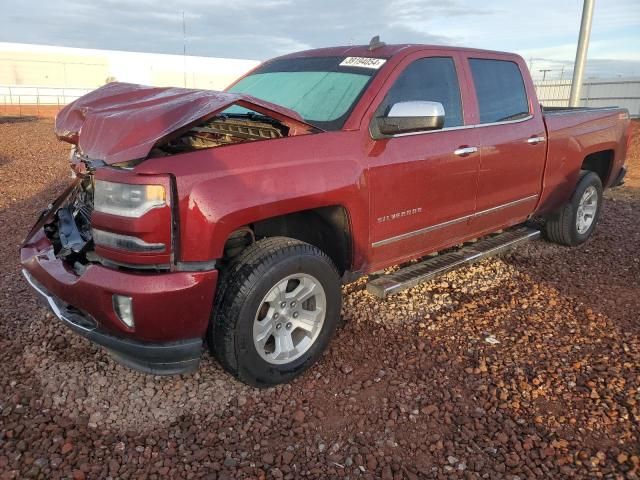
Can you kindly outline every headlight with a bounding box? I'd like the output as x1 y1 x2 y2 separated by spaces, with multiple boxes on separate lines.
94 180 166 218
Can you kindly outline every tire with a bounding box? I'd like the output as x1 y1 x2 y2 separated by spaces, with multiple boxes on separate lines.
545 170 603 246
208 237 342 387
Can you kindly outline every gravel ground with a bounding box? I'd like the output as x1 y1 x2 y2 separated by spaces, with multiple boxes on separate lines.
1 117 639 479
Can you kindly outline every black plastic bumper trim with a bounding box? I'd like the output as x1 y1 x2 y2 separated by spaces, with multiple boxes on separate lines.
22 269 202 375
611 166 627 187
176 259 218 271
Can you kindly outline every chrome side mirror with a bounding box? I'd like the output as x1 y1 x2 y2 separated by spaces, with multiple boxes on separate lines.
375 101 445 136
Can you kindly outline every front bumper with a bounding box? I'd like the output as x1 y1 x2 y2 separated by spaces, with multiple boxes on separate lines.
21 229 219 375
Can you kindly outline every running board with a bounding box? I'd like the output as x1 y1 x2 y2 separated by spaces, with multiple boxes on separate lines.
366 226 540 299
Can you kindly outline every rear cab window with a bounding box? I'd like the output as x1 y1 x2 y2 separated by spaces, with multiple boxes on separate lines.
380 57 463 128
468 58 530 123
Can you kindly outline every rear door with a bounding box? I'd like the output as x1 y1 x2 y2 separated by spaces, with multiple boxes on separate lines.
367 53 480 270
463 56 546 234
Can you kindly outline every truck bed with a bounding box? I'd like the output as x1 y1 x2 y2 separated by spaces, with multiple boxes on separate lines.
536 105 630 214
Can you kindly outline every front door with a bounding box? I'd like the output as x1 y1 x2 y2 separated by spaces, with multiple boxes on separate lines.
367 55 480 270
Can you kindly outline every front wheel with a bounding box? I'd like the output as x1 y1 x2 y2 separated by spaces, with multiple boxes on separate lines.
544 170 603 246
209 237 342 387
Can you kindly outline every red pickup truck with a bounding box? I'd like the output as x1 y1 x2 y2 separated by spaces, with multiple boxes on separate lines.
21 43 632 386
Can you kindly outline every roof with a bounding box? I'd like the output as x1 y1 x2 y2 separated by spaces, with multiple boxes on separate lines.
275 43 515 60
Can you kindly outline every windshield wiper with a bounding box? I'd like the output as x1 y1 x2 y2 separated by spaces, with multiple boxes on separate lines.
223 112 271 121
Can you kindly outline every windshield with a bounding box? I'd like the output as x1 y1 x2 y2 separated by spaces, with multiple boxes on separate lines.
227 56 383 130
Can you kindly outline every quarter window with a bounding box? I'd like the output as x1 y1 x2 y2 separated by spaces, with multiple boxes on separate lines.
469 59 529 123
382 57 463 128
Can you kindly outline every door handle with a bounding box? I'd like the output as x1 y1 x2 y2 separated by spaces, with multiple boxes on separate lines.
453 146 478 156
527 136 546 145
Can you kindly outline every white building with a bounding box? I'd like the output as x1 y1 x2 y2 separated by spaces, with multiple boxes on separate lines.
0 42 259 89
0 42 260 112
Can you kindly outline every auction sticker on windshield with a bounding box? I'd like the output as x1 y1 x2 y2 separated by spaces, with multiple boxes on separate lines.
339 57 387 69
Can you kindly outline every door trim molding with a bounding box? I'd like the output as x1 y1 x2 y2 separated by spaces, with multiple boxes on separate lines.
378 114 534 139
371 194 538 248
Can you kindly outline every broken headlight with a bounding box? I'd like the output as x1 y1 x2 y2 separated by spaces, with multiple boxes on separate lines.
94 180 165 218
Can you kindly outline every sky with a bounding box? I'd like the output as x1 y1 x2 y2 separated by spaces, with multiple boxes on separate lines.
1 0 639 80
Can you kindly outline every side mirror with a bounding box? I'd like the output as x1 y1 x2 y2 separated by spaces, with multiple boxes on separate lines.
376 101 445 136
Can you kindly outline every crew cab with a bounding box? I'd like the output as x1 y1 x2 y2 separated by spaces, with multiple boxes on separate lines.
21 42 632 386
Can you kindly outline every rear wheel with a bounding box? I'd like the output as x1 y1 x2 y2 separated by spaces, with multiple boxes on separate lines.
209 237 342 387
545 170 603 246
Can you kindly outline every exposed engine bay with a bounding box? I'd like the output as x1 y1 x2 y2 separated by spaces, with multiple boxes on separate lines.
44 175 95 270
154 113 289 155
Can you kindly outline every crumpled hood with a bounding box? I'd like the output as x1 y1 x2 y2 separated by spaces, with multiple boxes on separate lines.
55 82 316 164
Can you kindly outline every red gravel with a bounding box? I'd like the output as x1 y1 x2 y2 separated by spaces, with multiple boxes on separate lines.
1 117 639 479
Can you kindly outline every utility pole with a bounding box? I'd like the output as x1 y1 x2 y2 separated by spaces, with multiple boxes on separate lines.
182 11 187 88
569 0 595 106
539 69 552 81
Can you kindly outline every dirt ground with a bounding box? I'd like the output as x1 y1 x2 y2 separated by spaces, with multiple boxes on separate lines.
0 118 638 479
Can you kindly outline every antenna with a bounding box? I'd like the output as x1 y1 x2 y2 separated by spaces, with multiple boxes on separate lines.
182 11 187 88
368 35 386 51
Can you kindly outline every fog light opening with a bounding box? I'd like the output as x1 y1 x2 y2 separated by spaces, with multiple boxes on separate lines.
113 295 135 328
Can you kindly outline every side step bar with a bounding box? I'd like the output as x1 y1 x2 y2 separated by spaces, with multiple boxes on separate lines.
366 226 540 298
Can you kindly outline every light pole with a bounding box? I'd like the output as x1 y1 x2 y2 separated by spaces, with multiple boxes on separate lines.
569 0 595 107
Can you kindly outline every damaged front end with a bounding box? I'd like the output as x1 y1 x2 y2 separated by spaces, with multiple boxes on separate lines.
22 164 99 275
25 82 320 273
53 82 320 165
44 174 94 265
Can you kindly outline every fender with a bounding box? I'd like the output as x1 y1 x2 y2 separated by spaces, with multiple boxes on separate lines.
135 130 371 269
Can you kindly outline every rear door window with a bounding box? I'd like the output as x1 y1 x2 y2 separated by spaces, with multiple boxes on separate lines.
382 57 463 128
469 59 529 123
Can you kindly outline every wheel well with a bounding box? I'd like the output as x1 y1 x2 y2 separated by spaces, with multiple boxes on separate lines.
223 206 352 275
581 150 613 185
